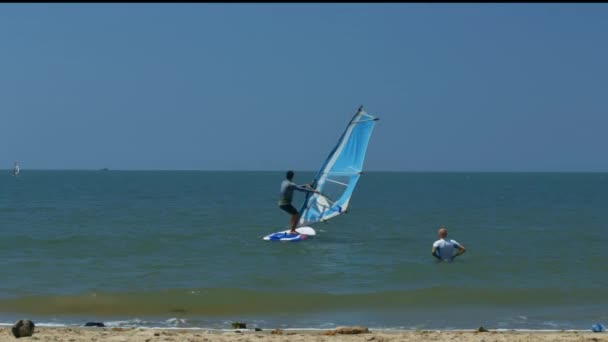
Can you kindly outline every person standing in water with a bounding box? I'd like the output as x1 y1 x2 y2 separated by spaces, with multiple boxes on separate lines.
432 226 466 262
278 170 318 234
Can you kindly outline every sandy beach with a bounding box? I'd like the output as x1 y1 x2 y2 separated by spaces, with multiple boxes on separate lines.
1 327 606 342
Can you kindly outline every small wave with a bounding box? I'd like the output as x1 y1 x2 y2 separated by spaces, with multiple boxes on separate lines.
166 317 187 326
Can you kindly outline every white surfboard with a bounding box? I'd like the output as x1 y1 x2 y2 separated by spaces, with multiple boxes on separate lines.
263 226 316 242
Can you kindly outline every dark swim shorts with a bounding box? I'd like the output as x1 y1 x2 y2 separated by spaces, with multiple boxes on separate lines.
279 204 298 215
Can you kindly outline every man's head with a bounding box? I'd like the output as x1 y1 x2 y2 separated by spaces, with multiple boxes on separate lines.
286 170 294 180
438 226 447 238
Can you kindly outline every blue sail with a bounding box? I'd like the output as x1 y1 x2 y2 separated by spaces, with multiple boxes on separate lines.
298 106 378 227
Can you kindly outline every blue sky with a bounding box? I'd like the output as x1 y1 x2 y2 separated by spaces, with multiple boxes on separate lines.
1 4 607 171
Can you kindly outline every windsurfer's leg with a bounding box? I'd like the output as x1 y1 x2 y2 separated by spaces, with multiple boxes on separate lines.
289 213 299 233
280 204 299 234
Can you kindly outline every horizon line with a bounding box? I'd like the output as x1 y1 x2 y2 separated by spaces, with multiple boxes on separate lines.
4 168 608 173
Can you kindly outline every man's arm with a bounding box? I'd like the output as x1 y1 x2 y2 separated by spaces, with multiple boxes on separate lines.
453 244 466 258
287 181 311 193
431 246 442 260
295 183 320 194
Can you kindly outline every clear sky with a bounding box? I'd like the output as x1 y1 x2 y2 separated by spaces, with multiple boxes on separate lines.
1 4 607 172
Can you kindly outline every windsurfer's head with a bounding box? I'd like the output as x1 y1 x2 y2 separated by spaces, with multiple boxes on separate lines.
438 227 447 238
286 170 294 180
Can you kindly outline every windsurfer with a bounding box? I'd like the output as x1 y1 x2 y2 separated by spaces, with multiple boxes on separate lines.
278 170 318 234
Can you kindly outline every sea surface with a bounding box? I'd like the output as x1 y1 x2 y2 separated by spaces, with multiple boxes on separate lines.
1 171 607 330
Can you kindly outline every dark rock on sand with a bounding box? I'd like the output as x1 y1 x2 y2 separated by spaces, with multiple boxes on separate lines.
12 319 35 338
84 322 106 327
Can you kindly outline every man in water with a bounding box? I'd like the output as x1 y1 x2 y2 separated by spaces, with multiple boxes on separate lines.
279 170 318 234
432 226 466 262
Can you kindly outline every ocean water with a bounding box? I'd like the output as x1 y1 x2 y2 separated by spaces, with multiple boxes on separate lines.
1 170 607 330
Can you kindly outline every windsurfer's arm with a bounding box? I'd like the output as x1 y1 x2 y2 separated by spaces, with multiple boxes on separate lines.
295 183 319 194
306 183 322 194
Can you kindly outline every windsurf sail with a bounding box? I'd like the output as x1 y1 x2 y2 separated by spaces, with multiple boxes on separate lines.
298 106 378 227
13 162 20 176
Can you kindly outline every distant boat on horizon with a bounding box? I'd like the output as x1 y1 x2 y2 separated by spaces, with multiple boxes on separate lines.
12 162 20 176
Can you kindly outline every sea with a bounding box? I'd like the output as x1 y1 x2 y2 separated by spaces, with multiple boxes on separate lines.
1 170 607 331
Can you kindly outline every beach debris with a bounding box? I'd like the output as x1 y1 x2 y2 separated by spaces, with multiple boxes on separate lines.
591 323 605 332
12 319 35 338
84 322 105 327
254 328 263 331
476 326 489 332
232 322 247 329
323 330 336 336
334 326 370 334
271 329 283 335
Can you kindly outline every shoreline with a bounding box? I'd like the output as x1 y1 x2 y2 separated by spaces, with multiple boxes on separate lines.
0 323 598 332
1 326 606 342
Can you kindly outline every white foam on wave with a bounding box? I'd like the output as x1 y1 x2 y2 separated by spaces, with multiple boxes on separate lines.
103 318 153 327
166 318 187 325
